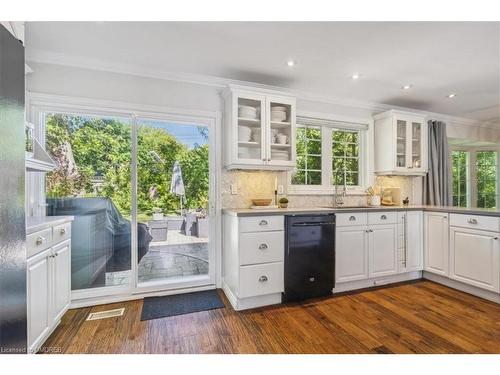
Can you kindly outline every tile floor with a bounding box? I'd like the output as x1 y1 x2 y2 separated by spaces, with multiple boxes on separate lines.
104 230 209 286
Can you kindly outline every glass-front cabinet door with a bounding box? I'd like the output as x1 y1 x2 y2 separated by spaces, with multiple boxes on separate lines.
394 116 425 173
395 118 407 170
410 121 423 170
266 96 296 167
235 93 266 165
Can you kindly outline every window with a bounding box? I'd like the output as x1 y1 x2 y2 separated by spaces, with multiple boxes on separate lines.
476 151 497 208
292 125 322 185
290 117 367 193
332 130 360 186
451 150 469 207
450 147 499 209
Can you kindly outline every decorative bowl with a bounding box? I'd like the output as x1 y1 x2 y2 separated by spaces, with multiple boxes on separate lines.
251 198 273 206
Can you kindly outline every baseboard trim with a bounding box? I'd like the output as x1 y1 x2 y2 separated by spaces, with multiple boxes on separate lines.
333 271 423 294
221 279 282 311
423 271 500 304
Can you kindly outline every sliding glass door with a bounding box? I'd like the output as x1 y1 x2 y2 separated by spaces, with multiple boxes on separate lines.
45 113 133 293
43 110 215 298
135 119 212 288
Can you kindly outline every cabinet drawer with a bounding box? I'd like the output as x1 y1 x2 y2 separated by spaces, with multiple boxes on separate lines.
239 231 284 266
53 223 71 244
239 215 284 232
27 228 53 258
450 214 500 232
336 213 367 227
239 262 284 298
368 211 398 225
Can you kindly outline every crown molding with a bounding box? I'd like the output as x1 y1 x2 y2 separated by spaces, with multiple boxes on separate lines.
26 49 499 131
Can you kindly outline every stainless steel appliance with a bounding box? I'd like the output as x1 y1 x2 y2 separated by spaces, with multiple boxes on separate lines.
0 25 27 353
283 214 335 302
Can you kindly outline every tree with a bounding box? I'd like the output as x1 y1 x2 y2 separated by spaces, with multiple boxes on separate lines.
45 114 210 220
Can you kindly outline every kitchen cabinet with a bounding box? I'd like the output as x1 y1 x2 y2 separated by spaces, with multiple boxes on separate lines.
368 224 398 277
449 225 500 293
223 214 285 310
336 226 369 282
398 211 423 272
336 212 398 283
424 212 449 276
373 110 427 176
27 218 72 353
223 86 296 170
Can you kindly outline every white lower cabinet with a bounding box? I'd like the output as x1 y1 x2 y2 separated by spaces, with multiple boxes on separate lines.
27 219 72 354
335 212 400 284
223 214 284 310
27 253 50 350
368 224 398 278
52 241 71 323
449 227 500 293
398 211 423 272
336 226 369 282
424 212 449 276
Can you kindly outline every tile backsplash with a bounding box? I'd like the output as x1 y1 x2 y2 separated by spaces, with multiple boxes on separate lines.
221 170 421 209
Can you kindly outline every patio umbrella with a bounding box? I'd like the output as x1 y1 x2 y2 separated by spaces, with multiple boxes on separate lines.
170 160 186 214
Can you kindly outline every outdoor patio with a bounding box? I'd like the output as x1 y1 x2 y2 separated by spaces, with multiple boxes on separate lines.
104 227 209 286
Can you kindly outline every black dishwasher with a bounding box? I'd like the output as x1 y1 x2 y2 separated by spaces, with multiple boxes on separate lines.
283 214 335 302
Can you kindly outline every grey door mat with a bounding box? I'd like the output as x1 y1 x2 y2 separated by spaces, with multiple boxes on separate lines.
140 289 224 321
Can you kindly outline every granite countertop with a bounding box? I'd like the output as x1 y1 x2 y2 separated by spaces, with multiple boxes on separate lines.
26 216 74 235
222 205 500 217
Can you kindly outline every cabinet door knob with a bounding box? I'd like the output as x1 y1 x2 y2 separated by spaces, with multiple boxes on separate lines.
259 243 268 250
380 215 387 220
59 228 66 235
494 237 498 240
259 220 268 226
349 216 356 221
259 275 268 282
35 236 45 246
467 218 478 224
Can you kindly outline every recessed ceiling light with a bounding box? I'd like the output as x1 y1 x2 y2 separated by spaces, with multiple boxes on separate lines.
402 84 412 90
447 93 457 98
286 60 296 67
351 73 360 80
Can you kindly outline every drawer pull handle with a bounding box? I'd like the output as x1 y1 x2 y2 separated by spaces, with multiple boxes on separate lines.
349 216 356 221
259 276 268 282
467 218 478 224
259 220 268 226
59 228 66 235
35 236 45 246
494 237 498 240
380 215 387 220
258 243 268 250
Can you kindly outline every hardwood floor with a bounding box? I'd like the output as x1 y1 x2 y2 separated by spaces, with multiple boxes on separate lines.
41 280 500 354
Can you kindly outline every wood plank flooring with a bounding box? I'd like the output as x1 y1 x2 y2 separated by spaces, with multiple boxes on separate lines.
41 280 500 354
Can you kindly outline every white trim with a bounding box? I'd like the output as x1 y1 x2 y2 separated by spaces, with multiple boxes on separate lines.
26 50 499 131
27 92 223 302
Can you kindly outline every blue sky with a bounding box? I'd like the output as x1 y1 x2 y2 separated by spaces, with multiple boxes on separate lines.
141 120 209 149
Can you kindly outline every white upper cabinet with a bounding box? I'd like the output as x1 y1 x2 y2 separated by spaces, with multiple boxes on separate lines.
373 110 428 176
223 86 296 170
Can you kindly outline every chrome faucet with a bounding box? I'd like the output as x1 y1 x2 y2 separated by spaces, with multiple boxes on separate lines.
333 169 347 207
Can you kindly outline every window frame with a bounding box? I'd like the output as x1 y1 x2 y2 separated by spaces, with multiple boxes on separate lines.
450 149 471 208
288 115 371 195
450 145 500 208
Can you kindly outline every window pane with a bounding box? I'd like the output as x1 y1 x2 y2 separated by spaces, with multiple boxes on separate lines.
292 125 322 186
291 170 306 185
307 171 322 185
307 155 321 170
476 151 497 208
332 130 360 186
451 150 469 208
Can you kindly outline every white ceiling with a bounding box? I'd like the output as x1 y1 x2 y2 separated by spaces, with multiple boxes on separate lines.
26 22 500 123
